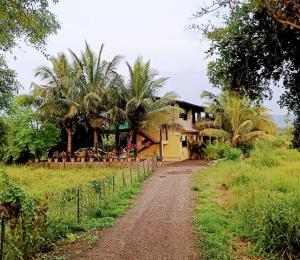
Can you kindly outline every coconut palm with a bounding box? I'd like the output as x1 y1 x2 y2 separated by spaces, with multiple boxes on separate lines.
32 53 81 154
69 42 122 148
196 91 276 145
123 57 178 145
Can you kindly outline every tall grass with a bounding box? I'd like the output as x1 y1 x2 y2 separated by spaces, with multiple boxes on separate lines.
0 163 153 259
193 137 300 259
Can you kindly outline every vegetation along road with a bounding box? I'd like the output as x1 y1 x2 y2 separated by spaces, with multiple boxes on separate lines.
61 160 206 260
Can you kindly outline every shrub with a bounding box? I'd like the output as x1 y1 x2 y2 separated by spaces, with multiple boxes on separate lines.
0 172 48 259
189 141 207 159
227 148 242 160
204 141 232 160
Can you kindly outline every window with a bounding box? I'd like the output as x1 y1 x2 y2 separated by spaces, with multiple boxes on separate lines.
181 135 187 147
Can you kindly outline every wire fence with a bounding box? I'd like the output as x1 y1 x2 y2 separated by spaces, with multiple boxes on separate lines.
0 158 156 260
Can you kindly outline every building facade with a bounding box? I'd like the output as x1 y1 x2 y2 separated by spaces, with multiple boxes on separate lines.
136 100 207 161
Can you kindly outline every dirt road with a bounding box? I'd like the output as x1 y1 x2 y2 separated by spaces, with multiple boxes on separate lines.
68 160 205 260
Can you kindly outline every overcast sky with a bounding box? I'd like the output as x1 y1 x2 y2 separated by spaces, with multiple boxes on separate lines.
7 0 287 115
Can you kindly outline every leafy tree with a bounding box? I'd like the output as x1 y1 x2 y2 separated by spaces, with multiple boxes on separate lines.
4 97 60 163
196 91 276 146
193 0 300 149
0 115 8 159
69 42 122 148
122 57 178 144
0 0 60 111
32 54 79 154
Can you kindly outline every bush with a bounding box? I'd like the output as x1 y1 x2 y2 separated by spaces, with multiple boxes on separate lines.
227 148 242 160
204 142 232 160
204 142 242 161
189 141 206 159
0 172 48 259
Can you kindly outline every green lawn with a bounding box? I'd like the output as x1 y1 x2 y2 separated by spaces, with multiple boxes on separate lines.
1 165 121 197
0 163 152 259
193 139 300 260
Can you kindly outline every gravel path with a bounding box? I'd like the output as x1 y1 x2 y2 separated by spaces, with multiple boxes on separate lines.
68 160 205 260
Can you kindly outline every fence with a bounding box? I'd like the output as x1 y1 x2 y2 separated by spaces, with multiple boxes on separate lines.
0 159 156 260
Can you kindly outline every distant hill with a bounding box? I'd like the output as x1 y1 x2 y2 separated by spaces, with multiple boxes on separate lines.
271 115 294 128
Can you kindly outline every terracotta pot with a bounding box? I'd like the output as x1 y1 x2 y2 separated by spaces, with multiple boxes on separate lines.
71 158 75 163
47 158 52 163
34 158 39 163
89 158 94 162
81 158 85 163
103 158 107 162
54 158 58 163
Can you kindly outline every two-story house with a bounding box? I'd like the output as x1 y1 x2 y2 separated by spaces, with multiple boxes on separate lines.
136 100 207 161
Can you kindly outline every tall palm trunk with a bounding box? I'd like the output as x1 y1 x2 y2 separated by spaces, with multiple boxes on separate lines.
93 128 99 148
66 127 72 154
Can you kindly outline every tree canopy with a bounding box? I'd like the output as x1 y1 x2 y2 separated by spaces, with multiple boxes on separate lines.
193 0 300 148
0 0 60 111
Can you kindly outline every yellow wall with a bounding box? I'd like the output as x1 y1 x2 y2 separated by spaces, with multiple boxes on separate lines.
137 129 191 162
138 144 160 158
162 129 182 161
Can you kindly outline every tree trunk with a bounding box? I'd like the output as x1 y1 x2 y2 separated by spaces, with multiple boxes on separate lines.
66 127 72 154
129 129 137 145
115 125 120 145
93 128 98 148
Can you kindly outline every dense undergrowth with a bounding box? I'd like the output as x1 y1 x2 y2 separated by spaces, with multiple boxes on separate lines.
0 165 150 259
193 137 300 259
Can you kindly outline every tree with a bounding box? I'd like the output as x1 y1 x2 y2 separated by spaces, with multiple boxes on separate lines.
196 91 276 146
69 42 122 148
193 0 300 149
4 97 60 163
0 0 60 111
123 57 178 145
32 53 80 154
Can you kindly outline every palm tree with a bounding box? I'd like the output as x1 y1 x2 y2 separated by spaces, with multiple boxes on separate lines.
69 42 122 148
196 91 276 146
123 57 178 145
32 53 81 154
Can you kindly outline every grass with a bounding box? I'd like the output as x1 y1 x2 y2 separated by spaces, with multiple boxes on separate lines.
0 162 153 259
193 138 300 260
1 165 121 197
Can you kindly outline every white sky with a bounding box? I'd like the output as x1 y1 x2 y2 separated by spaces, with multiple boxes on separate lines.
7 0 287 115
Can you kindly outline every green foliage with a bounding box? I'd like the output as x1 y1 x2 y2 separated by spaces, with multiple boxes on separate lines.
227 148 242 161
4 100 60 162
193 137 300 259
193 0 300 148
0 172 48 259
189 141 206 159
0 164 150 258
0 0 60 111
204 141 241 160
197 91 276 146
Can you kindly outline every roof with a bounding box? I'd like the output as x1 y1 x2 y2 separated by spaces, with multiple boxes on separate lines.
172 99 205 111
174 118 199 133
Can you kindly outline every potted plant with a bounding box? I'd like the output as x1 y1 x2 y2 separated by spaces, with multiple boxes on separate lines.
71 157 75 163
88 150 94 162
79 151 85 162
61 151 67 163
53 151 59 163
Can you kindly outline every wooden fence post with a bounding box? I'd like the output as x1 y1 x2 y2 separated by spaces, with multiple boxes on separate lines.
122 171 127 188
0 217 5 260
112 176 115 193
130 163 133 185
77 188 81 224
143 160 146 179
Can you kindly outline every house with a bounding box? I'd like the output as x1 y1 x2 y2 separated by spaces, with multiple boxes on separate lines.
135 100 208 161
